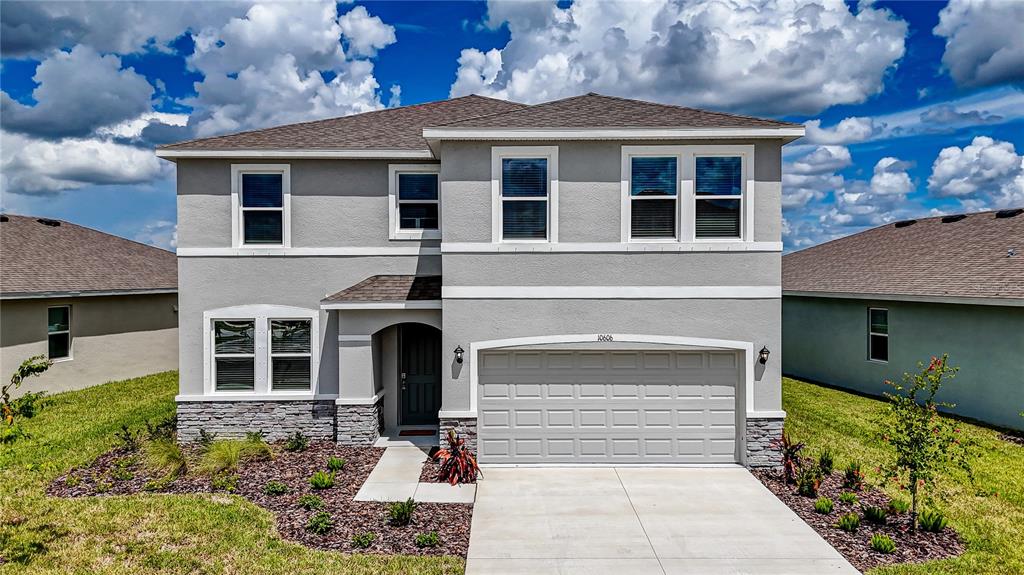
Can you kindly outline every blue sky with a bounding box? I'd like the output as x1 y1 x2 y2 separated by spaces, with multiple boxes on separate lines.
1 0 1022 251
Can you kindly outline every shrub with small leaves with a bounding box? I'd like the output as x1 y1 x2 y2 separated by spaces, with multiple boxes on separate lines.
351 532 376 549
818 448 834 475
814 497 834 514
309 470 335 490
284 431 310 452
388 498 417 526
145 416 177 442
306 511 333 535
143 475 174 491
842 461 865 491
414 531 440 548
114 425 142 451
887 498 910 514
210 472 238 493
863 505 888 524
838 491 859 505
263 480 288 496
327 456 346 472
919 509 948 532
64 473 81 487
836 512 860 533
870 533 896 554
94 476 113 493
796 466 821 497
110 459 134 481
298 494 324 510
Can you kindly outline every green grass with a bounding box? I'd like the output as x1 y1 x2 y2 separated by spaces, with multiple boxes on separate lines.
0 371 463 574
784 377 1024 575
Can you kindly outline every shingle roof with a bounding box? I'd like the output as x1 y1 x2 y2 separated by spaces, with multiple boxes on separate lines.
783 209 1024 301
159 95 526 151
323 275 441 303
434 93 800 129
0 214 177 297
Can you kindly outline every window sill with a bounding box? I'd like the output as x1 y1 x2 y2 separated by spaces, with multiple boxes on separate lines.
49 357 73 363
177 393 333 402
390 230 441 241
866 359 889 365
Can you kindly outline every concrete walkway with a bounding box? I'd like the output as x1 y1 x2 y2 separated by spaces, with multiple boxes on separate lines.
354 445 476 503
466 467 859 575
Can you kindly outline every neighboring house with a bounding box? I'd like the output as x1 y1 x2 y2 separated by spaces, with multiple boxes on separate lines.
157 93 804 467
0 214 179 394
783 209 1024 430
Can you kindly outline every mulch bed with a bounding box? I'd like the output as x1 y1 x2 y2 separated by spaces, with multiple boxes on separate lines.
754 469 964 572
418 452 479 484
48 441 472 557
998 433 1024 447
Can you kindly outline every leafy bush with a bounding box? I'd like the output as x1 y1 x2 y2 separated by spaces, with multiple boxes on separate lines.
814 497 834 514
435 429 481 485
838 492 859 505
863 505 888 524
870 533 896 554
919 509 948 532
284 431 310 452
776 431 805 484
306 511 333 535
351 532 375 549
263 480 288 496
818 448 835 475
1 355 51 444
388 498 417 526
114 425 142 451
309 470 335 490
145 416 177 442
144 438 186 478
143 475 175 491
64 473 81 487
210 472 238 493
888 498 911 514
327 456 346 472
110 460 134 481
298 494 324 510
11 391 49 419
197 438 271 475
796 466 821 497
836 512 860 533
94 476 113 493
842 461 865 491
414 531 439 548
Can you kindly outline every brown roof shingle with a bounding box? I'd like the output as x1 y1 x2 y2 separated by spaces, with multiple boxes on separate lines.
323 275 441 303
159 95 526 151
783 209 1024 301
0 214 177 297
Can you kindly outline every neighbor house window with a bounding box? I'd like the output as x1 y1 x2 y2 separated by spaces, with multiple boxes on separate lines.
492 146 558 242
629 156 678 239
270 319 312 391
213 320 256 391
232 164 291 247
868 308 888 362
694 156 742 239
388 165 440 240
47 305 71 360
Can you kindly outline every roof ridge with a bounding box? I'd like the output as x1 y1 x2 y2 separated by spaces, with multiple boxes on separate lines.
0 213 175 256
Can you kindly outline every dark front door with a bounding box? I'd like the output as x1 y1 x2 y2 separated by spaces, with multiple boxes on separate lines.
399 324 441 425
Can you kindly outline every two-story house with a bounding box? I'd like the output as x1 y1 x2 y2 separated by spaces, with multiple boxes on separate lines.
157 93 803 468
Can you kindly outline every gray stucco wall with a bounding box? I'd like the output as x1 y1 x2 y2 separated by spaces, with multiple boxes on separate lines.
783 296 1024 430
0 293 178 395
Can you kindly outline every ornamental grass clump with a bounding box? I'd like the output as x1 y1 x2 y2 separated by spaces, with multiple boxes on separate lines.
870 533 896 554
838 491 859 505
435 429 480 485
388 498 417 526
144 438 186 478
327 456 346 472
297 494 324 510
814 497 834 514
836 512 860 533
309 470 335 490
863 505 888 525
818 448 835 475
919 508 948 532
197 437 271 475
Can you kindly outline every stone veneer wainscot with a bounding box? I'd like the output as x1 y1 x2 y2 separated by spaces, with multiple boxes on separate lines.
745 417 784 469
177 400 337 442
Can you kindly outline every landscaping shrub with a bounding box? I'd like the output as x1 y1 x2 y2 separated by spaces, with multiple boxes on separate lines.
870 533 896 554
838 491 859 505
145 416 177 442
144 438 186 478
863 505 888 524
796 466 821 497
814 497 834 514
110 460 134 481
388 498 417 526
306 511 333 535
414 531 439 548
263 480 288 496
435 429 480 485
114 424 142 451
11 391 48 419
351 532 375 549
777 431 805 484
818 448 834 475
143 475 174 491
210 472 238 493
309 470 335 490
919 508 948 532
887 497 910 514
842 461 865 491
197 429 217 450
297 494 324 510
1 355 51 444
836 512 860 533
327 456 346 472
284 431 310 452
197 438 271 475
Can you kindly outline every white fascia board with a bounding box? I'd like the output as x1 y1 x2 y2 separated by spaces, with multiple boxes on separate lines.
176 394 336 402
441 241 783 253
422 127 805 140
443 285 781 299
156 149 435 160
0 288 178 300
177 246 441 257
322 300 442 310
782 290 1024 308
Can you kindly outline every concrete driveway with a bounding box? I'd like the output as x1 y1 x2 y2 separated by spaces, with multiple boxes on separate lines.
466 467 860 575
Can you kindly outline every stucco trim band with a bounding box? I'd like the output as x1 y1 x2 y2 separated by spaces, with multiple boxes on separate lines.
441 242 783 253
335 390 386 405
443 286 781 299
177 247 442 257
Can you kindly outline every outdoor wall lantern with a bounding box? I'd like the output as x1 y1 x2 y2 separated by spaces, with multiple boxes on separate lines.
454 345 464 364
758 346 771 365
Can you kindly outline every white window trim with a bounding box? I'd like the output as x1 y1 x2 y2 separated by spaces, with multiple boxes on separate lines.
231 164 291 248
868 307 889 363
47 305 72 362
388 164 441 240
621 145 755 244
203 304 319 397
491 146 559 243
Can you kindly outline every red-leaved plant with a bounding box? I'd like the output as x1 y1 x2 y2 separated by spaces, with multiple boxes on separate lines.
775 431 805 484
435 429 481 485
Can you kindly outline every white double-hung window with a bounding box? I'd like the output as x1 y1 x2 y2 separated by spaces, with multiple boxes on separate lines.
492 146 559 242
232 164 291 247
628 155 679 239
388 164 440 240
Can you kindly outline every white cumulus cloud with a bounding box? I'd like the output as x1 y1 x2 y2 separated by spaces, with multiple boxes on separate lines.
927 136 1024 210
803 117 881 145
934 0 1024 88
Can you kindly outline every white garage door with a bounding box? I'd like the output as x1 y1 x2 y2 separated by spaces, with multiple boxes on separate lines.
477 349 740 464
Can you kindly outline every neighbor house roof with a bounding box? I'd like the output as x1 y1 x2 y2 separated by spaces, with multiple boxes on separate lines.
0 214 177 299
322 275 441 307
783 209 1024 303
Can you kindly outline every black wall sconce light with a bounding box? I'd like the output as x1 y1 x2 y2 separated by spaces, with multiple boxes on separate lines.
758 346 771 364
454 345 464 364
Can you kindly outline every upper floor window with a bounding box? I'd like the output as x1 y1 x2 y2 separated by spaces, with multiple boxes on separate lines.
868 308 888 362
47 305 71 360
629 156 678 239
388 164 440 240
492 146 559 243
695 156 742 239
232 164 291 247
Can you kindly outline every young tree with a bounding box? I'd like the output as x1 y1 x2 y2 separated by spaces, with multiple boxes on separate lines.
1 355 52 444
878 354 973 530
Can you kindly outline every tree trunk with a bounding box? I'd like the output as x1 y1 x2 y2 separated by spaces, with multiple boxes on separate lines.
910 478 919 531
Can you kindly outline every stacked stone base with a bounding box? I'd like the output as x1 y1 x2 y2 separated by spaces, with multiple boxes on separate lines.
745 417 784 469
336 399 384 445
177 400 336 442
439 417 478 452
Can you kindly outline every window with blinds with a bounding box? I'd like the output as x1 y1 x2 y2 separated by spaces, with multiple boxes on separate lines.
270 319 312 391
397 173 439 230
630 156 677 238
501 158 548 239
695 156 742 238
241 173 283 244
213 320 256 391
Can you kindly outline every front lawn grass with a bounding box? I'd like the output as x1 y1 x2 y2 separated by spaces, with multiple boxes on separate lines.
783 377 1024 575
0 371 463 574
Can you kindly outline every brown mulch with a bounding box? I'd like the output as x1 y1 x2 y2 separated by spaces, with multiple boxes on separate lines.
48 441 472 557
998 433 1024 447
418 452 479 484
754 469 964 572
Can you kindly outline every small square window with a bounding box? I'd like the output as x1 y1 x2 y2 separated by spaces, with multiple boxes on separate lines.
397 173 439 231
